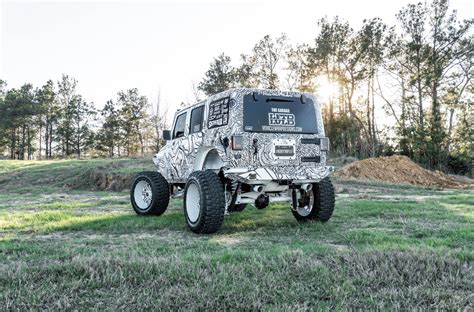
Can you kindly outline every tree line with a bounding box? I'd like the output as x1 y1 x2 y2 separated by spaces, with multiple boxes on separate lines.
197 0 472 175
0 0 472 175
0 75 167 159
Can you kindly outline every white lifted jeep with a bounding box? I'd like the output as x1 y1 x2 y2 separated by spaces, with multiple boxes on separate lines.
131 88 335 234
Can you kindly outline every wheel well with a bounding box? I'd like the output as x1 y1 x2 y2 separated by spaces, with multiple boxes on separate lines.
202 149 224 171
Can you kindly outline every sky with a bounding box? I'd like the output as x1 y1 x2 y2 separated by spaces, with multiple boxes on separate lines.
1 0 473 121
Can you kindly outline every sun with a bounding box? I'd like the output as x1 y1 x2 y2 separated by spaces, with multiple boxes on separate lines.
315 76 339 102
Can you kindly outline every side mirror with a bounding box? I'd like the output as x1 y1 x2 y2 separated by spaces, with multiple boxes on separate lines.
163 130 171 141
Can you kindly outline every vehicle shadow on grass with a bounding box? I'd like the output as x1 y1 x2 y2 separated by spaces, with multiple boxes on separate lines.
33 203 311 237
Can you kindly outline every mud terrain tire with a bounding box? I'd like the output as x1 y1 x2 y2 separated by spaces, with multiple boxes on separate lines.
292 177 335 222
131 171 170 216
184 170 225 234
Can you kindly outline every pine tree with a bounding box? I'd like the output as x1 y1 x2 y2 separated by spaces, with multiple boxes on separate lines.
36 80 57 159
56 74 78 157
98 100 122 157
118 89 150 156
198 53 236 96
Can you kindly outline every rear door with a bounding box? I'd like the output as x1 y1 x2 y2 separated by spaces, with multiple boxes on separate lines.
241 93 321 166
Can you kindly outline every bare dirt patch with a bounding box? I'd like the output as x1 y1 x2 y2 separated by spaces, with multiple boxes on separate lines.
70 168 134 191
334 155 474 189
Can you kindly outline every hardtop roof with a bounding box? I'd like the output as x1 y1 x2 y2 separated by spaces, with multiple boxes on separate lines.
173 88 317 116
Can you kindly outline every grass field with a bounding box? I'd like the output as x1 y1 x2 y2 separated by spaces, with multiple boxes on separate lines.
0 158 473 310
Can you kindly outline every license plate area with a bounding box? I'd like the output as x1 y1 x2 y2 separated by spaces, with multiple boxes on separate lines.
272 138 296 160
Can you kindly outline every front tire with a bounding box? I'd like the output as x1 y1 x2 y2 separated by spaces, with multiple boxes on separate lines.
292 177 335 222
131 171 170 216
184 170 225 234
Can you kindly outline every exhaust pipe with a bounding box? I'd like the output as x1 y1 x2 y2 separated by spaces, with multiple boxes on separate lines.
253 185 264 193
301 183 312 192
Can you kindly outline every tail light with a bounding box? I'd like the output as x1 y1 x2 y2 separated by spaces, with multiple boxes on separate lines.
320 138 330 151
231 135 243 150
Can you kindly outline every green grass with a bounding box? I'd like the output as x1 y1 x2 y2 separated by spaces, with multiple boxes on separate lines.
0 158 473 310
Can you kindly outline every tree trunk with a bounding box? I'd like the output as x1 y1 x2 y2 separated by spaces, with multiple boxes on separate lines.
446 108 454 151
39 124 42 160
371 74 377 156
401 76 406 132
348 75 355 114
327 73 334 121
27 125 31 160
49 124 53 158
77 115 81 159
137 125 144 155
430 81 442 168
367 77 372 157
416 47 424 131
417 77 423 130
45 121 49 159
21 125 26 160
10 129 16 160
77 132 80 159
66 130 70 157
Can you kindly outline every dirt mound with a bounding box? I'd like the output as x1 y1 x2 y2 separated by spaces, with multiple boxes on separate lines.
333 155 473 189
70 168 134 191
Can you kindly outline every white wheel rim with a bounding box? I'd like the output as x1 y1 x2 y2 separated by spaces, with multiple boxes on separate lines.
186 183 201 223
134 180 153 210
296 190 314 217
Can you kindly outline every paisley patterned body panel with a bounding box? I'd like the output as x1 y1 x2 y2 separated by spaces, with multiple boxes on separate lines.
154 88 333 183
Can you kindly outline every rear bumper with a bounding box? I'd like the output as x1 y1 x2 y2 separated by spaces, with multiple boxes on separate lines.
223 165 334 184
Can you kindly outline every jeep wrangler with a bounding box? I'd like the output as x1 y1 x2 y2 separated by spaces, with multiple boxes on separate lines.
130 88 335 234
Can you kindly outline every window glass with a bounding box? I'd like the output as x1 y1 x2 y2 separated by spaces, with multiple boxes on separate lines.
208 97 229 129
173 112 187 139
189 106 204 134
242 94 318 134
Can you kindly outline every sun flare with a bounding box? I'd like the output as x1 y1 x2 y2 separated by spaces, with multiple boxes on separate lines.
315 76 340 102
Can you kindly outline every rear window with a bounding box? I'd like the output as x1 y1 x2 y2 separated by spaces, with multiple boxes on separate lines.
242 94 318 134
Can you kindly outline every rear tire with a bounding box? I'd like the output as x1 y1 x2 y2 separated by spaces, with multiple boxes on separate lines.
292 177 335 222
184 170 225 234
131 171 170 216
